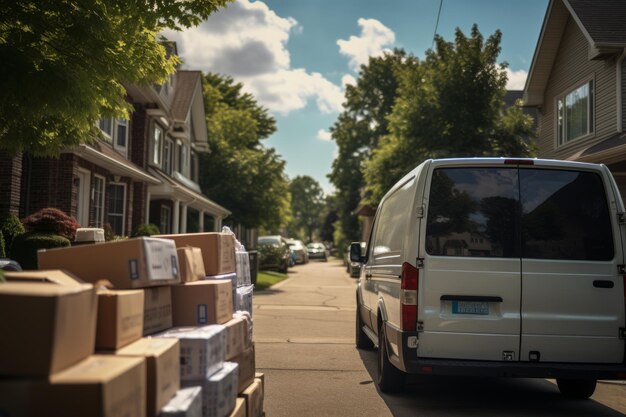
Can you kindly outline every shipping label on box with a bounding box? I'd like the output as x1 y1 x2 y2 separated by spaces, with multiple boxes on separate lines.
183 361 238 417
144 286 172 336
0 271 97 376
233 344 255 394
171 280 233 327
157 325 227 381
160 386 203 417
144 238 181 281
96 289 144 350
116 337 180 417
178 247 206 283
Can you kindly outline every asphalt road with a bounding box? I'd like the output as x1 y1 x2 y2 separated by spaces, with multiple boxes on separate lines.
253 258 626 417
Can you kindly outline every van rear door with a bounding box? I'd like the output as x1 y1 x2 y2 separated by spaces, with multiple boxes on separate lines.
519 167 625 363
418 166 522 361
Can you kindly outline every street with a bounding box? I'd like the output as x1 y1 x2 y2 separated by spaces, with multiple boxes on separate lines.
254 259 626 417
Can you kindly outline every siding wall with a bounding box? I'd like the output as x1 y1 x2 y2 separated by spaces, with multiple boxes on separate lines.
538 17 618 159
622 59 626 130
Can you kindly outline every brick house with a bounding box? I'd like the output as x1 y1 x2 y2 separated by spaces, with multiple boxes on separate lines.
524 0 626 197
0 70 230 236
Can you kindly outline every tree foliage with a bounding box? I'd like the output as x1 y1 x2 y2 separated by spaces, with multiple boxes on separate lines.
0 0 231 156
328 49 413 248
199 73 291 231
364 25 535 202
286 176 325 242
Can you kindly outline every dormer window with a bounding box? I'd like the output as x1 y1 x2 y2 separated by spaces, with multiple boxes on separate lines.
98 118 129 157
556 79 594 146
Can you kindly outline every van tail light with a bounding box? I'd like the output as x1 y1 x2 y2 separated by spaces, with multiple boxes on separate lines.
401 262 419 331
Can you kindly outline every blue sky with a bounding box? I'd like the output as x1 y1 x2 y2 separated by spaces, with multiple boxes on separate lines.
166 0 549 193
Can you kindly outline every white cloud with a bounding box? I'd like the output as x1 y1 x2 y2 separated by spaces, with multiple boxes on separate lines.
317 129 332 141
341 74 357 88
506 68 528 90
337 18 395 72
163 0 344 115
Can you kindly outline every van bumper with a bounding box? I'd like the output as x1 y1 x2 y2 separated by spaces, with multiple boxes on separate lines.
387 325 626 380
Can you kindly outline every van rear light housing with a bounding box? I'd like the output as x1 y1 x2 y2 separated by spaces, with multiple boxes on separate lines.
401 262 419 331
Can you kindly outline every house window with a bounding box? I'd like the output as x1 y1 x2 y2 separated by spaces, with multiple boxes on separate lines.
160 205 171 234
176 140 183 174
163 138 174 175
98 119 113 138
107 183 126 236
92 175 105 227
115 119 128 151
74 169 90 227
557 80 594 146
153 125 163 166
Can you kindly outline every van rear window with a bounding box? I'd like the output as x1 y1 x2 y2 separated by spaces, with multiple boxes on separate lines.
426 167 614 260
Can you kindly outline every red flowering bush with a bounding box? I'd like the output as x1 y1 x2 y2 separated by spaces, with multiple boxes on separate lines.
22 208 80 241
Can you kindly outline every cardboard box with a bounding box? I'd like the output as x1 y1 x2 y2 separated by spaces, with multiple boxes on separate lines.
232 344 255 394
38 237 181 289
171 280 233 326
178 246 206 283
116 337 180 417
239 379 263 417
183 362 238 417
254 373 264 393
144 286 173 336
228 398 245 417
156 233 236 276
157 325 227 381
224 317 249 360
0 270 97 376
0 355 146 417
160 386 203 417
96 289 144 350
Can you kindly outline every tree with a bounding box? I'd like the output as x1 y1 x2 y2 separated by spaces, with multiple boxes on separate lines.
364 25 535 202
328 49 414 250
199 73 291 231
286 176 325 242
0 0 231 156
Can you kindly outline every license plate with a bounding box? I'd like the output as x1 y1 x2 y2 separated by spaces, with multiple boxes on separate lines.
452 301 489 315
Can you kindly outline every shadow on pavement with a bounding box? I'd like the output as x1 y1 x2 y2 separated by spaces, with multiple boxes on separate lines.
357 349 626 417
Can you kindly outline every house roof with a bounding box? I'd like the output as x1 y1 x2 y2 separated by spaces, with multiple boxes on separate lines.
565 0 626 47
524 0 626 107
148 168 231 218
67 140 160 184
171 71 202 121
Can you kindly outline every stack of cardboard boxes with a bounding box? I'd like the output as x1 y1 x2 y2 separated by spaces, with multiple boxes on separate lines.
0 232 264 417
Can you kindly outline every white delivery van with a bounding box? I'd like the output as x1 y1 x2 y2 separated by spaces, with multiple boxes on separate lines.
351 158 626 398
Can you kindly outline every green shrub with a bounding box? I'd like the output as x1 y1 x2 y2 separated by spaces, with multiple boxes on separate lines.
22 208 79 240
0 212 25 254
11 232 71 270
131 223 160 237
258 243 289 271
0 231 5 258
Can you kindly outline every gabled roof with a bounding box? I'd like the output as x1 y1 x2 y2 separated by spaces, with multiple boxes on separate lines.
171 71 202 121
523 0 626 107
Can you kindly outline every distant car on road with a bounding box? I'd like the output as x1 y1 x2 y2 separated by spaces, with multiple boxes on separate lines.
258 235 291 273
286 239 309 264
306 242 328 262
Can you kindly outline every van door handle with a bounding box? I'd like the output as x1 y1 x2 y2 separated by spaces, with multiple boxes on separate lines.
593 280 614 288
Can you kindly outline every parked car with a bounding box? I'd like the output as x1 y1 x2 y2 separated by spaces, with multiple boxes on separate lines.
353 158 626 398
258 235 291 273
307 242 328 261
286 239 309 264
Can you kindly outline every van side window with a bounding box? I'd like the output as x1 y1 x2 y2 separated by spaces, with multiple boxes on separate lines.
371 177 415 261
520 169 613 261
426 168 519 258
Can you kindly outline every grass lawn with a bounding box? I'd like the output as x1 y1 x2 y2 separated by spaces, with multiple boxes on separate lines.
255 270 289 291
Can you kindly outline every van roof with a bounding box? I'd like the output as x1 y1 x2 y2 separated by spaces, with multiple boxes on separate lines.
384 157 607 201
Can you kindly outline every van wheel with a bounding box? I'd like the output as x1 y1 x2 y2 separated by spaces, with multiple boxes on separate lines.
377 323 406 393
356 305 374 350
556 378 596 399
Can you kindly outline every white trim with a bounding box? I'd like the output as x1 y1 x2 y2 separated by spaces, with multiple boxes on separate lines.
152 123 164 167
113 119 129 158
92 174 106 227
75 168 91 227
106 182 127 236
